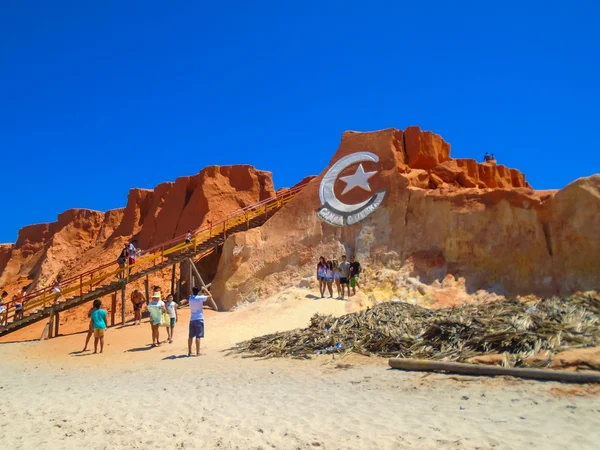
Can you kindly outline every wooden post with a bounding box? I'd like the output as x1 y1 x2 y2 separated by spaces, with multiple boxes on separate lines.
47 307 56 339
170 264 176 295
111 293 116 327
144 276 149 304
188 258 219 311
40 322 50 341
188 262 193 296
121 284 126 325
54 311 59 337
177 278 182 304
388 358 600 384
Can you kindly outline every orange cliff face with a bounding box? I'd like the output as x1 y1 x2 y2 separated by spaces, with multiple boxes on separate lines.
0 165 275 300
211 127 599 310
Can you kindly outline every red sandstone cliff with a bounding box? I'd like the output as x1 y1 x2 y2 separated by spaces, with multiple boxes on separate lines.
0 165 275 302
2 127 598 327
211 127 599 310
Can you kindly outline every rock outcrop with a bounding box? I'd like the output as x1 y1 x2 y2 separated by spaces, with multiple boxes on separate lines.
211 127 599 310
0 165 275 299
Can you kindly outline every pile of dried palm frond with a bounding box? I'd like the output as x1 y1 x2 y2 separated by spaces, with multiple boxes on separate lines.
227 293 600 368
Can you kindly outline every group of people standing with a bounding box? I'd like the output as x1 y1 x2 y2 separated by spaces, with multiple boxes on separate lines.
0 274 66 325
81 284 212 357
484 152 497 162
0 288 26 324
316 255 361 299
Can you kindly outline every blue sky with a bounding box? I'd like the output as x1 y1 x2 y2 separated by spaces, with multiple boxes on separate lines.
1 1 599 243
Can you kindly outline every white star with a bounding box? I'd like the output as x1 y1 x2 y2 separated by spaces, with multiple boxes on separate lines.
339 164 377 195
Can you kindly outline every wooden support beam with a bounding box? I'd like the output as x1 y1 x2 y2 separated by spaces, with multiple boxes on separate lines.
144 276 149 305
188 258 219 311
40 310 52 341
188 262 193 298
111 293 116 327
47 307 56 339
177 278 182 304
121 284 126 325
54 311 59 337
388 358 600 384
39 324 50 341
170 264 176 295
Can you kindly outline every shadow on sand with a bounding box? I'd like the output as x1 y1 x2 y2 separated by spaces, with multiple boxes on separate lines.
125 345 155 353
0 338 40 345
69 350 94 357
162 354 190 360
306 294 348 301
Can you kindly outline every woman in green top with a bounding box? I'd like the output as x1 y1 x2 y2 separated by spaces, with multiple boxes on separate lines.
82 304 97 352
90 299 108 354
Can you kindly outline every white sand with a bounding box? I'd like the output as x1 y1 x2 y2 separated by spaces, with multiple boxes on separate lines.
1 288 599 449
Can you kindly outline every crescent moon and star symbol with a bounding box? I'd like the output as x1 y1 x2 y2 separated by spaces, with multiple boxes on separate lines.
317 151 387 226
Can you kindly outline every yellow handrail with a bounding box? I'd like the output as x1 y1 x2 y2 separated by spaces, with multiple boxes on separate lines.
1 184 305 326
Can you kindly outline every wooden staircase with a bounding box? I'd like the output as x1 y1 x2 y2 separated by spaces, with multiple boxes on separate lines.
0 187 301 338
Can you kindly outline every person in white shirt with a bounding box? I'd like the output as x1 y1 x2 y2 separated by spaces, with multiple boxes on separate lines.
188 286 212 357
127 240 138 276
164 294 177 344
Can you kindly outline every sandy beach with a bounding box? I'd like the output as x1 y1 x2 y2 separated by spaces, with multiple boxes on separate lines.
1 290 599 449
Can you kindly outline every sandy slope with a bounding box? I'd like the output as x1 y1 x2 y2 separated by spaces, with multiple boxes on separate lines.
0 288 599 449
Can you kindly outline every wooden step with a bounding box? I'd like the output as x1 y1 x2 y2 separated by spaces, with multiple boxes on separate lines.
0 215 275 337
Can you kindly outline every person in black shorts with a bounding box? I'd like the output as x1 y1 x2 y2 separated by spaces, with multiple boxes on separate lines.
117 244 128 279
338 255 351 299
349 255 361 296
130 289 146 325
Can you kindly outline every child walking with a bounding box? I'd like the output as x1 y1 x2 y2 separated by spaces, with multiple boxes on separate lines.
90 299 108 354
165 294 177 344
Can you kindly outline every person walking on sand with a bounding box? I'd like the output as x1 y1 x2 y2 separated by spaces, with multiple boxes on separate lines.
82 304 98 352
338 255 351 299
349 255 361 296
325 261 334 298
188 287 211 357
165 294 177 344
316 256 327 298
90 299 108 354
147 292 165 347
130 289 146 325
